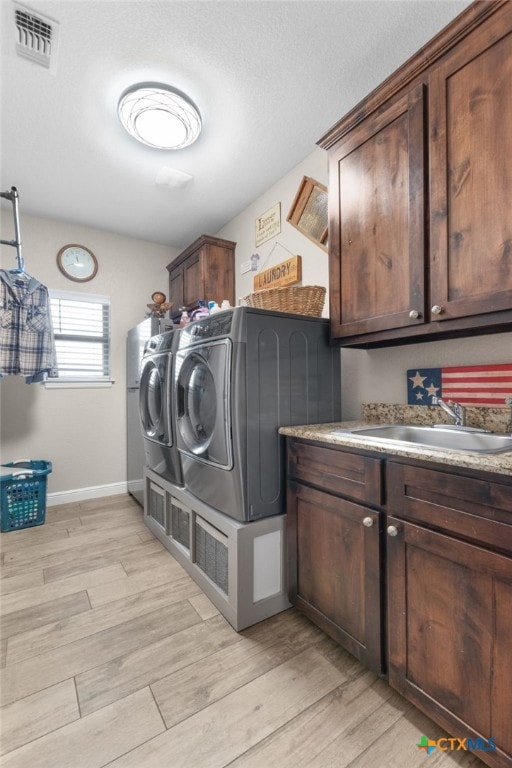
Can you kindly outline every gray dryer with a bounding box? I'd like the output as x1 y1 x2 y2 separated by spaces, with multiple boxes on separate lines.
174 306 340 522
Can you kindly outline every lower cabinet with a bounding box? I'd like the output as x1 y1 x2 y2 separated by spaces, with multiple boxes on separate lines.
387 517 512 768
285 438 512 768
287 481 382 672
286 441 384 673
386 461 512 768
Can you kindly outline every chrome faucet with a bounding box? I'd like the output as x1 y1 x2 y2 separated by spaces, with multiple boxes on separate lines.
431 396 465 426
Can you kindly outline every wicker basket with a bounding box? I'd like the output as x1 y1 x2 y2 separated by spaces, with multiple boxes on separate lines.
243 285 326 317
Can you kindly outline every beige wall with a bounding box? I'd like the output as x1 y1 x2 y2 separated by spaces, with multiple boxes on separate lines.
217 148 512 421
0 211 176 496
216 149 330 312
340 334 510 419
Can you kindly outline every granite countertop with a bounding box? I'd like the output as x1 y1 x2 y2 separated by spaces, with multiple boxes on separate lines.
279 404 512 477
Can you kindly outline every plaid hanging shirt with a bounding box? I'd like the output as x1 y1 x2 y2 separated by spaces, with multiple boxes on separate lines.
0 269 57 383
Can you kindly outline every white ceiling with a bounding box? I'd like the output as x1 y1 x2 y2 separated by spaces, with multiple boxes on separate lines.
1 0 471 249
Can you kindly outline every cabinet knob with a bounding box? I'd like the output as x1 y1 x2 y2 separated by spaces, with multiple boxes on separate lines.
363 516 374 528
387 525 399 537
409 310 420 320
431 305 443 315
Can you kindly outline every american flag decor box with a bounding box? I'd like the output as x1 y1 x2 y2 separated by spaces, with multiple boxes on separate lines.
407 364 512 407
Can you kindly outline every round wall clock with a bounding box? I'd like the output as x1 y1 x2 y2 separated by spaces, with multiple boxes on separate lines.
57 244 98 282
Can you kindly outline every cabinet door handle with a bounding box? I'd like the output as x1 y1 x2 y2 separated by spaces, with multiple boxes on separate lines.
409 310 420 319
387 525 399 537
431 305 443 315
363 516 374 527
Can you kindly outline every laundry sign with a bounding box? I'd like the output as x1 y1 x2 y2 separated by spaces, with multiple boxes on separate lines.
253 255 302 291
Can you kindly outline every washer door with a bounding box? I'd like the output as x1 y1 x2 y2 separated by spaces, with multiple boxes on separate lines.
176 339 232 468
139 354 170 445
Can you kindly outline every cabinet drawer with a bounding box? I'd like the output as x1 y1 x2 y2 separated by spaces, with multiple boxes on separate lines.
287 440 382 507
387 462 512 554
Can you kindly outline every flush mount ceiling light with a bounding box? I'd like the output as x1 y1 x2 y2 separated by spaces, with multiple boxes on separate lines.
118 83 202 150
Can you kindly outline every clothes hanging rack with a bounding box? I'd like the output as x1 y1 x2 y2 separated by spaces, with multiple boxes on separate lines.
0 186 24 272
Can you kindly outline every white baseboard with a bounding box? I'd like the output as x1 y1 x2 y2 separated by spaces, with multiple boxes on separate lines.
47 482 128 507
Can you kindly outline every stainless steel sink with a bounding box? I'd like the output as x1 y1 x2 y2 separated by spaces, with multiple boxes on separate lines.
334 424 512 454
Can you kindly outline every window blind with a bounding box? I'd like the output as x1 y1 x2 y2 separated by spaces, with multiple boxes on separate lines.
49 291 111 380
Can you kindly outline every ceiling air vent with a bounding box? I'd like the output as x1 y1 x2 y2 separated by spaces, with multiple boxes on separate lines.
14 4 58 68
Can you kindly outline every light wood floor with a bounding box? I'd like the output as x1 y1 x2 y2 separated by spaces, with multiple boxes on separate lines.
0 494 485 767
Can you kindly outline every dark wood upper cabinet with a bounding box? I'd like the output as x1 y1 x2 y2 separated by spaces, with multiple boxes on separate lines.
167 235 235 318
320 1 512 347
328 85 426 337
429 8 512 321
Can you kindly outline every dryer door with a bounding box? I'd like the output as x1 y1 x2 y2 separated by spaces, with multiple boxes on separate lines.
175 339 232 469
139 354 171 445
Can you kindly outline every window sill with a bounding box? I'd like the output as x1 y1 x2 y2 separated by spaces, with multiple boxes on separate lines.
44 380 115 389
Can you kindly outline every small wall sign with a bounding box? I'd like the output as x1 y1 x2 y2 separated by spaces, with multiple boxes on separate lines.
255 203 281 247
253 255 302 291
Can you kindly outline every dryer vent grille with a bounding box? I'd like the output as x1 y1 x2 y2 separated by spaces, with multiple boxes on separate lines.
14 6 56 67
195 519 228 595
171 504 190 550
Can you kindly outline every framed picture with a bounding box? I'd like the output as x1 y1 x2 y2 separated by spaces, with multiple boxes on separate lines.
287 176 328 251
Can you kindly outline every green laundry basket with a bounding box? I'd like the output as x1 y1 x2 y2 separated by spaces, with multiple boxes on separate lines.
0 460 52 532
